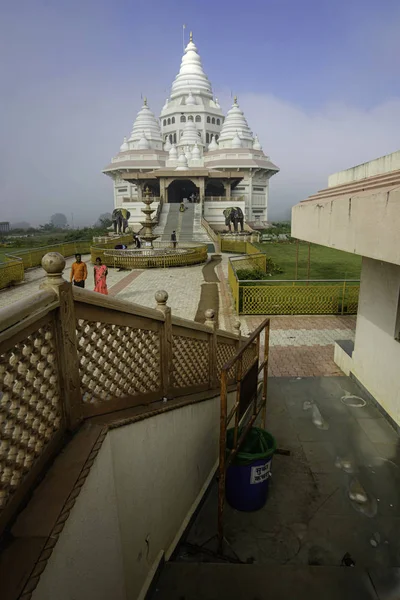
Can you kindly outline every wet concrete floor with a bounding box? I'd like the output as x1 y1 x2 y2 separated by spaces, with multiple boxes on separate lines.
177 376 400 569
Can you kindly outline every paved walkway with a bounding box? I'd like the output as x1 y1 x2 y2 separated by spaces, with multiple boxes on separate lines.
0 250 356 378
241 315 356 377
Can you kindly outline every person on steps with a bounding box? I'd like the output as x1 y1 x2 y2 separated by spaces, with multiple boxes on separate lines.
70 254 87 288
171 230 177 249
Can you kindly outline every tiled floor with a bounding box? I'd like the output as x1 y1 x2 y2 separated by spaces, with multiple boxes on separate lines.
0 252 357 378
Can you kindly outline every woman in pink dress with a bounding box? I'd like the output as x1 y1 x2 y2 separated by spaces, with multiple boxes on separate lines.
94 257 108 295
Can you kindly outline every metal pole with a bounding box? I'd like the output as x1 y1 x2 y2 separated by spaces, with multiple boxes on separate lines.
218 370 228 554
262 321 270 429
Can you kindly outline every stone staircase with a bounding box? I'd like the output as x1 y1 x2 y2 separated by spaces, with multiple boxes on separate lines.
153 204 212 244
153 563 388 599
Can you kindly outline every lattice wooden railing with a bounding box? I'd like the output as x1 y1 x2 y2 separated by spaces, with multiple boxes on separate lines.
0 252 250 536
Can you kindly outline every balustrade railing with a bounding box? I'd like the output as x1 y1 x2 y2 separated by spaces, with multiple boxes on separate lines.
0 251 249 536
0 235 132 291
203 196 244 202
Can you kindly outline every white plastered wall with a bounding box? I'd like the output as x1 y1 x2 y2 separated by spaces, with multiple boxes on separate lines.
351 257 400 425
32 394 231 600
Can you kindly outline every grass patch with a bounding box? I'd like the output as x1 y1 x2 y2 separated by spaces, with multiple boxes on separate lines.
253 242 361 280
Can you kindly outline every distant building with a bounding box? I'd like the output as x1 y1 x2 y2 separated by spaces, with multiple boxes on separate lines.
292 149 400 428
0 222 10 233
103 32 279 228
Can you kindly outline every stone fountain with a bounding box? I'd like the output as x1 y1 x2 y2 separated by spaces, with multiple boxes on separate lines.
140 187 160 248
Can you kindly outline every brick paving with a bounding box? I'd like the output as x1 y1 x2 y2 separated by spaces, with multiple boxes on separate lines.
240 314 355 377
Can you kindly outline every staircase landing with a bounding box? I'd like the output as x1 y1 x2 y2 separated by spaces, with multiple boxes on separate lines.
153 563 392 599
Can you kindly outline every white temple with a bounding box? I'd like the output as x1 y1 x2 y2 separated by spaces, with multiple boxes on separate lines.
103 32 279 228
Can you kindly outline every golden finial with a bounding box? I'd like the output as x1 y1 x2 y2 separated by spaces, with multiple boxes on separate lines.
233 95 238 105
189 31 193 42
144 186 151 195
143 97 147 106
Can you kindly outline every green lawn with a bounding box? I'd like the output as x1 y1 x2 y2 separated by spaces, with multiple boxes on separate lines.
253 242 361 281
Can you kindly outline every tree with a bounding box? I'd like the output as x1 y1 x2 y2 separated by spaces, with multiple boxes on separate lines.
50 213 68 228
95 212 113 228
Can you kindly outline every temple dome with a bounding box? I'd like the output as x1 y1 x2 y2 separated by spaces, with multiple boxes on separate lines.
218 97 253 147
137 131 150 149
185 91 196 105
129 98 162 144
178 119 202 147
253 135 262 150
232 132 242 148
208 135 218 151
192 142 201 159
170 32 213 100
120 136 129 152
164 137 172 151
175 153 188 170
169 144 178 158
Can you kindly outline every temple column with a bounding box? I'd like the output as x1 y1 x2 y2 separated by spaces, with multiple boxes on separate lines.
198 178 205 202
223 180 231 199
159 178 166 202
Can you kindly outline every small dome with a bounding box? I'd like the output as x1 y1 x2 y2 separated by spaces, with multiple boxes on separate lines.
163 97 169 109
186 91 196 105
169 144 178 158
208 135 218 151
215 97 220 108
129 98 162 144
120 136 129 152
175 153 188 170
138 131 150 149
232 132 242 148
219 96 253 146
185 147 192 160
164 138 172 151
192 142 201 159
178 119 202 147
253 135 262 150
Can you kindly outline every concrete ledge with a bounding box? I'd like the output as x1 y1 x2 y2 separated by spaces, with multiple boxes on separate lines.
333 340 354 376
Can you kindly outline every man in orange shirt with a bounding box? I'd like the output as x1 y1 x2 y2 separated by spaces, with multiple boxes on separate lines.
70 254 88 288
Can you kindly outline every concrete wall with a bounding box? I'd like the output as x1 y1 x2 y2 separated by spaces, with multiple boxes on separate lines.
33 394 228 600
292 187 400 266
32 436 127 600
351 258 400 425
110 400 222 599
328 150 400 187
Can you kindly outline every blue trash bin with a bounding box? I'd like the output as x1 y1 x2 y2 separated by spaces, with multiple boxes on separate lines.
225 427 276 511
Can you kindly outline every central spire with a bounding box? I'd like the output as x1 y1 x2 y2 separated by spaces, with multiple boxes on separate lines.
170 31 213 100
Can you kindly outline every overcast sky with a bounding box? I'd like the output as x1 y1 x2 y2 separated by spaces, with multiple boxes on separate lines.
1 0 399 226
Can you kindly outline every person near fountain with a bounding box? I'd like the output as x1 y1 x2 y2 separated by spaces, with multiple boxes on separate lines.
171 230 177 249
70 254 87 288
134 234 141 248
93 257 108 295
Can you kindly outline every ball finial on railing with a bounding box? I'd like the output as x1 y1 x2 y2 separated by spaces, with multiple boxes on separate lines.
155 290 169 313
205 308 215 329
233 321 241 337
40 252 66 291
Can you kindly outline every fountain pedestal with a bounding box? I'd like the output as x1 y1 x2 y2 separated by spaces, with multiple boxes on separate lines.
140 187 160 247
